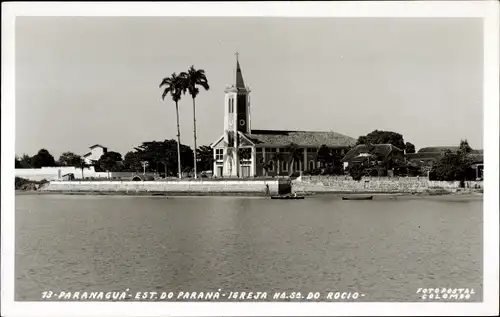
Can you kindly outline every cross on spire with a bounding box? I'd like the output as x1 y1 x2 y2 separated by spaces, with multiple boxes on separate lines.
235 52 239 62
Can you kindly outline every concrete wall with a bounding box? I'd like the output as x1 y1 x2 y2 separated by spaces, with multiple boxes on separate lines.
40 179 286 196
15 167 96 181
15 167 156 181
292 175 483 193
94 172 156 179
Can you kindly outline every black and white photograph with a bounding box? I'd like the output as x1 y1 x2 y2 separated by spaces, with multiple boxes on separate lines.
1 2 499 316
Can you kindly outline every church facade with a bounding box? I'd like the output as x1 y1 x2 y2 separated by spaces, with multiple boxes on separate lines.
210 58 356 178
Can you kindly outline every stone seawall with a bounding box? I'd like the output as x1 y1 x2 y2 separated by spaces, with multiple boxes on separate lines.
40 179 288 196
292 176 484 194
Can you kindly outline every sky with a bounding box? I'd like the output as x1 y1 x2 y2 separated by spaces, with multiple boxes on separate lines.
15 17 483 158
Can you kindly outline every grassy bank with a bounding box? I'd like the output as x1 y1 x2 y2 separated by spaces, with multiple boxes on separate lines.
15 177 48 191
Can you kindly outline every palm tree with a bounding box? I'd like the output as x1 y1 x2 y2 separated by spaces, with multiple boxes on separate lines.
180 66 210 179
160 73 185 179
286 143 303 176
272 151 285 177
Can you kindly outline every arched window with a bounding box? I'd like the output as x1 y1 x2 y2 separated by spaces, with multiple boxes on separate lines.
309 161 314 170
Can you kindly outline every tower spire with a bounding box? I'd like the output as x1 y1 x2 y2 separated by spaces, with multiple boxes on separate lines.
235 52 245 89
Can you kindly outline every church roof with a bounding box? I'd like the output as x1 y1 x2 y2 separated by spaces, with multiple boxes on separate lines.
244 129 356 147
236 60 245 89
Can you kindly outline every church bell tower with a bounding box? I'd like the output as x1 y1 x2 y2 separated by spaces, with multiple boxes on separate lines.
222 53 251 177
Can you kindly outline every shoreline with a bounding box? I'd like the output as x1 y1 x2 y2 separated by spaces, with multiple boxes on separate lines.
15 189 483 200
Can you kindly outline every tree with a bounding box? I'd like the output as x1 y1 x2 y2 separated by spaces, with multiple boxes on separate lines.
356 130 406 150
97 151 123 173
271 151 285 176
197 145 214 172
133 140 194 177
78 160 91 179
31 149 56 168
405 142 416 154
180 66 210 179
123 151 143 173
349 164 365 181
431 148 472 183
459 139 473 154
258 157 273 177
58 152 83 167
316 145 333 168
160 72 186 178
15 157 21 168
18 154 32 168
285 143 303 176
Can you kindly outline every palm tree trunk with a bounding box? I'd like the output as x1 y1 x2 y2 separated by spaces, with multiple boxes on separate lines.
192 97 198 179
175 101 182 179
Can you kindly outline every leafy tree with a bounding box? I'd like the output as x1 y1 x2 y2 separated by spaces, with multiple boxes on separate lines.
134 140 194 177
197 145 214 172
405 142 416 154
123 151 143 173
78 160 91 179
258 157 273 177
356 130 406 150
58 152 83 167
316 145 333 168
31 149 57 168
271 151 285 176
431 149 472 183
349 164 365 181
97 151 123 173
160 72 186 178
15 157 21 168
459 139 473 154
180 66 210 179
18 154 33 168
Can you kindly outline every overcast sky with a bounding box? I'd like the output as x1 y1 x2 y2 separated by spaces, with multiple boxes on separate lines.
15 17 483 158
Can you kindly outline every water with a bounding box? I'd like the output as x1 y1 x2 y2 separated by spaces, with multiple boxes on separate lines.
15 194 483 302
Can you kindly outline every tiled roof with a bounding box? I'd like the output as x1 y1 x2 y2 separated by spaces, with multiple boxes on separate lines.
468 154 483 164
417 146 482 154
89 144 107 149
342 144 403 162
407 152 443 161
244 129 356 147
417 146 458 153
236 60 245 89
407 152 483 164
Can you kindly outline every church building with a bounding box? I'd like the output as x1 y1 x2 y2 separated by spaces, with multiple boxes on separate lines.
210 57 356 178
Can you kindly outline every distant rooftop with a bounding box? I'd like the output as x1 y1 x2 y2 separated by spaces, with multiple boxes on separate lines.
417 146 482 154
89 144 107 150
244 129 356 147
342 144 403 162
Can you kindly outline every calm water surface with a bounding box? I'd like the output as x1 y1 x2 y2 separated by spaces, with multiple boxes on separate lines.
15 194 482 301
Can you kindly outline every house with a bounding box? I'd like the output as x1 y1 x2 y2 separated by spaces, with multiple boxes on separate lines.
82 144 108 165
407 146 484 180
210 57 356 178
342 144 405 176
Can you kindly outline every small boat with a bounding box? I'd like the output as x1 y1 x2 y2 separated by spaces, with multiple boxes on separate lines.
342 195 373 201
270 195 305 200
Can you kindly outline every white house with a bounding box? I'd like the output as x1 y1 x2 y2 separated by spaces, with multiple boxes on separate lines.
82 144 108 165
